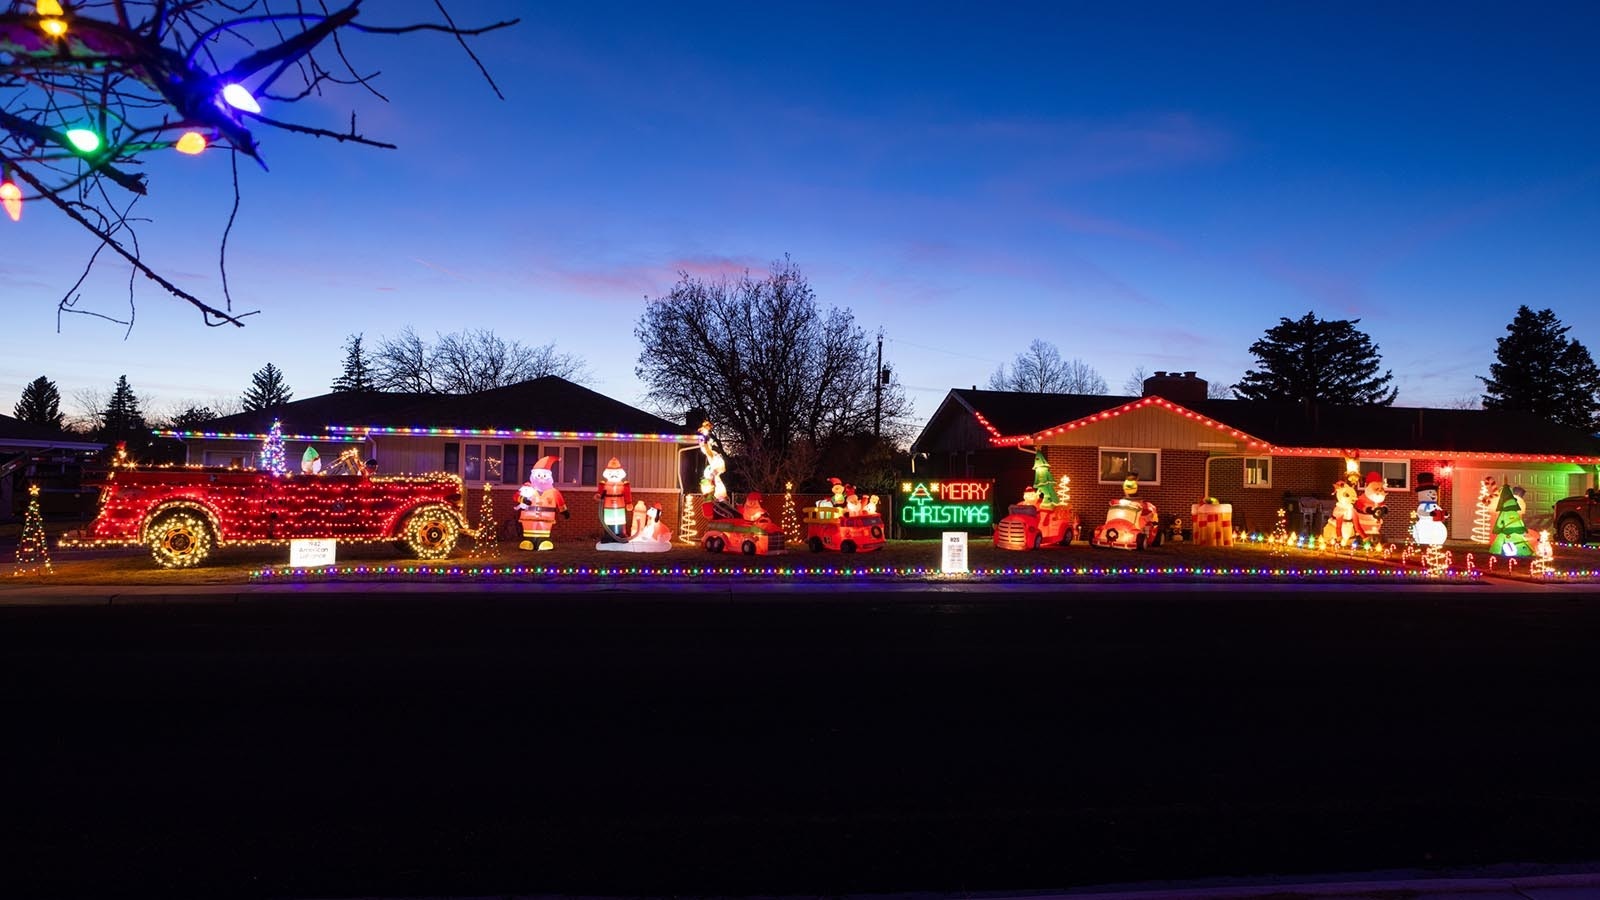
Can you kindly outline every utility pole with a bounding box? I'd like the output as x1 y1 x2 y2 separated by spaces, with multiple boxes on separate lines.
874 328 884 439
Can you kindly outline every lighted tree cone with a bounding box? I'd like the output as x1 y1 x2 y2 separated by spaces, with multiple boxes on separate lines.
1471 476 1497 544
678 494 700 546
260 419 288 475
473 483 498 557
13 484 52 576
781 481 803 545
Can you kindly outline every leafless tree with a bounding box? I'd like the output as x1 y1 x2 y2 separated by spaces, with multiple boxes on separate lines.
1123 365 1150 395
66 386 106 435
989 339 1107 394
633 256 914 491
1208 378 1235 400
1 1 515 332
372 326 591 394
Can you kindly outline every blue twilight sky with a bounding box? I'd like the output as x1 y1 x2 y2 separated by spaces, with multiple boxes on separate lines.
4 1 1599 431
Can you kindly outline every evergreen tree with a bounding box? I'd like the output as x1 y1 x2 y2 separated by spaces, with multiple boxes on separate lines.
96 375 149 453
1234 311 1397 406
165 406 220 429
331 333 377 393
241 363 294 412
12 376 63 429
1479 306 1600 433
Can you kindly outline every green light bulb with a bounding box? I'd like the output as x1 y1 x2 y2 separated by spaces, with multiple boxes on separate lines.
64 128 101 154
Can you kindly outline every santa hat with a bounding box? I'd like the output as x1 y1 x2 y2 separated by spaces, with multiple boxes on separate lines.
648 503 662 519
1365 471 1384 486
530 455 558 478
745 491 763 503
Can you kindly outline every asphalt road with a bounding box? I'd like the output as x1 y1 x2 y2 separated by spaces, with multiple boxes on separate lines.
3 587 1599 899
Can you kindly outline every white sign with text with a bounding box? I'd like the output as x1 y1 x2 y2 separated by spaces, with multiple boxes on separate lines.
289 538 338 568
941 531 969 574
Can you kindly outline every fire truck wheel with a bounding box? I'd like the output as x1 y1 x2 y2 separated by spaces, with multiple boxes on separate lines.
403 504 459 559
808 536 824 553
1136 533 1147 551
705 535 726 553
741 540 757 555
870 525 883 539
147 509 214 569
1032 532 1042 550
841 540 857 553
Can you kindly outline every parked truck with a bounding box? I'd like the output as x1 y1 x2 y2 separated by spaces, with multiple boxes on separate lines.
1553 488 1600 545
62 466 468 568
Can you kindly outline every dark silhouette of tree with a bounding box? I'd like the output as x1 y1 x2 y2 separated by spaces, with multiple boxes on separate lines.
1 2 515 331
1480 306 1600 433
633 256 914 491
12 375 63 429
241 363 293 412
372 327 590 394
988 340 1107 394
96 375 148 453
1234 311 1397 406
331 333 377 393
163 405 221 429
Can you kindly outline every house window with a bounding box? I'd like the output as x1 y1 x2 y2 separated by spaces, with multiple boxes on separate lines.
1099 448 1160 484
443 442 459 476
539 444 599 487
1244 457 1271 488
461 444 509 484
1359 459 1410 491
503 445 521 485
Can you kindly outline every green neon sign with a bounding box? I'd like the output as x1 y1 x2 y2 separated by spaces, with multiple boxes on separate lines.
899 479 994 527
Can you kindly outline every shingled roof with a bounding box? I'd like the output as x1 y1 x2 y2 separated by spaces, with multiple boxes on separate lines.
177 377 693 440
923 389 1600 459
0 413 102 449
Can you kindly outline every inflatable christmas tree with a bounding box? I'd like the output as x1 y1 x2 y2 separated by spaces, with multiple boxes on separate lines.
1488 483 1533 557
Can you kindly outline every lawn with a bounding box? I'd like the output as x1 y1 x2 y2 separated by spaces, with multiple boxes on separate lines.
7 531 1590 586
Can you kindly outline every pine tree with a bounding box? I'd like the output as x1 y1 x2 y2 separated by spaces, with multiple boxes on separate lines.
1480 306 1600 433
13 376 63 429
781 481 803 545
1234 311 1398 406
97 375 148 454
331 333 377 393
241 363 294 412
13 483 53 576
1488 484 1532 557
260 419 288 475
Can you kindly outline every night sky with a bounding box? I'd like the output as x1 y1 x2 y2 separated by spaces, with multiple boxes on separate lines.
4 1 1598 429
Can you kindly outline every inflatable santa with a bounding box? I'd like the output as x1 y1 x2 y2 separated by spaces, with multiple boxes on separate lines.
516 456 569 550
1354 471 1388 540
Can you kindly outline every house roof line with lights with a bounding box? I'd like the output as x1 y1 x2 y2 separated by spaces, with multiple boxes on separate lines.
161 377 700 445
916 383 1600 465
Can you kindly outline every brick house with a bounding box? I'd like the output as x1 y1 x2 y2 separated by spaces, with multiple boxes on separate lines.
160 377 699 542
911 372 1600 541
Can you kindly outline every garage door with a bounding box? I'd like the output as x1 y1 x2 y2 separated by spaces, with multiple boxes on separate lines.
1451 467 1589 540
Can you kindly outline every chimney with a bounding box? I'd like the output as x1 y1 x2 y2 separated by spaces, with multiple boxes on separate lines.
1142 370 1209 406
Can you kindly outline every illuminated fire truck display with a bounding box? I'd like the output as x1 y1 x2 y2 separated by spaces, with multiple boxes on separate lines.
64 467 468 568
700 502 787 555
993 501 1080 550
803 505 886 553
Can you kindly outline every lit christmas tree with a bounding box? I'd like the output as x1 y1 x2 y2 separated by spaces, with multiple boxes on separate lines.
679 494 700 546
259 419 288 475
13 484 52 576
473 482 498 557
1471 476 1497 544
781 481 803 545
1270 507 1289 555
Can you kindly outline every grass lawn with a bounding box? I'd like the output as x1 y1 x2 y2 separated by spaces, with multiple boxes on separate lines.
6 530 1590 586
